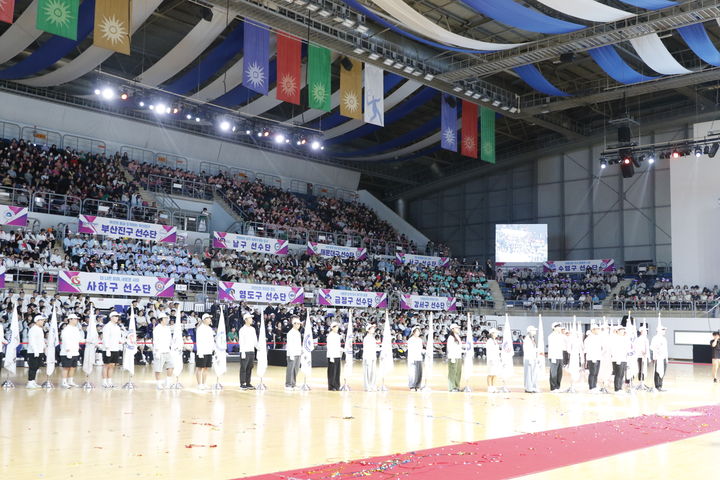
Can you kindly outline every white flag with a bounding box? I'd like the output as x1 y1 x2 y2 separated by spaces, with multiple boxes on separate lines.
364 64 384 126
300 310 314 378
501 314 513 379
463 312 474 383
626 315 638 378
46 307 59 377
3 303 19 375
82 307 99 376
213 307 228 377
256 309 268 378
656 312 665 377
379 310 394 377
171 306 184 377
536 314 545 368
122 308 137 375
423 313 434 382
344 309 354 380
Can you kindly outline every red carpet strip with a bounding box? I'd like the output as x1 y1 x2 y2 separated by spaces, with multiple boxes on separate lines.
243 404 720 480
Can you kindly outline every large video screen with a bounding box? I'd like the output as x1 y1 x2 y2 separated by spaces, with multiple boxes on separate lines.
495 224 548 263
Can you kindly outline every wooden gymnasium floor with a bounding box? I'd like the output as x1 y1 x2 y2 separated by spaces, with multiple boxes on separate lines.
1 360 719 480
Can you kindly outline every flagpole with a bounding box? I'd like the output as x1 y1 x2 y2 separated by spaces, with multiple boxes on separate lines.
82 372 94 390
1 372 12 389
340 309 353 392
256 306 268 391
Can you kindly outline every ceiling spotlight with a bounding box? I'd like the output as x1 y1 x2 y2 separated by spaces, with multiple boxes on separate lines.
311 140 321 150
424 73 434 81
274 133 286 144
195 117 201 122
172 107 180 114
623 157 631 165
368 52 380 61
318 9 331 17
672 149 680 159
341 18 355 28
353 47 365 54
600 159 607 169
219 120 231 132
101 87 115 100
232 125 237 132
186 113 192 120
94 88 101 96
383 58 394 66
138 101 145 107
709 142 720 158
119 90 129 101
245 129 252 135
491 100 501 107
452 86 463 92
165 106 171 114
263 130 270 137
695 147 703 157
648 156 655 165
156 103 166 114
257 131 264 137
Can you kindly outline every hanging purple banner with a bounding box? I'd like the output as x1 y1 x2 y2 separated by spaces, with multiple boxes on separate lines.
317 289 388 308
243 20 270 95
307 242 367 260
212 231 289 255
395 253 450 267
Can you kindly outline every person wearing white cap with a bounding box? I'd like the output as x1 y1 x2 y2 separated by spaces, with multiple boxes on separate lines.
239 312 258 390
447 323 463 392
485 328 501 393
285 316 302 390
636 325 650 386
584 324 602 392
610 326 629 393
195 313 215 389
152 314 174 389
326 321 342 391
26 314 47 389
407 326 424 391
59 313 83 388
650 326 668 391
547 322 564 391
362 324 378 391
523 325 539 393
101 311 123 388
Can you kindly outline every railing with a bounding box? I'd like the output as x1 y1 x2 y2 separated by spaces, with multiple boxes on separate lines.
141 174 214 200
130 204 172 224
81 198 129 220
32 191 82 216
612 299 715 312
0 120 20 140
62 134 107 155
505 299 602 311
21 126 62 147
172 210 211 233
0 186 31 207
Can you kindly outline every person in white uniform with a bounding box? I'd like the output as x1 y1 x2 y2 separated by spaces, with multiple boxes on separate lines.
447 323 463 392
635 325 651 387
194 313 215 389
610 326 630 393
485 328 501 393
59 313 83 388
407 326 424 391
326 321 342 391
152 314 174 389
523 325 539 393
239 313 258 390
584 324 602 392
285 317 302 390
362 324 378 392
650 326 669 391
101 312 123 388
26 315 46 389
547 322 564 391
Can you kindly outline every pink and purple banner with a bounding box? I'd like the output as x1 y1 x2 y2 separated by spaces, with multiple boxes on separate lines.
317 289 388 308
395 253 450 268
212 232 289 255
400 294 457 311
307 242 367 260
218 281 304 304
543 259 615 273
57 271 175 297
0 267 5 289
78 215 177 243
0 205 28 226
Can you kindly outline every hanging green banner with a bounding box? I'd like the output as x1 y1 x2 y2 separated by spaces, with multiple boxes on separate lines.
481 107 496 164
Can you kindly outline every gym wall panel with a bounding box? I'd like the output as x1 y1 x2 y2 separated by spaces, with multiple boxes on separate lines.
537 155 562 183
564 180 591 215
537 183 561 217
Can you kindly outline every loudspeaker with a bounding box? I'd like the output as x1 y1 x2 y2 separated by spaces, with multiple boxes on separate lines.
200 6 213 21
619 149 635 178
618 126 631 145
340 56 354 71
559 52 575 63
710 142 720 158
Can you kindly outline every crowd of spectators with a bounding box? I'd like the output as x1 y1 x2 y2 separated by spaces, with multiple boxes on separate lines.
613 277 720 311
0 228 64 281
209 249 494 308
501 268 622 310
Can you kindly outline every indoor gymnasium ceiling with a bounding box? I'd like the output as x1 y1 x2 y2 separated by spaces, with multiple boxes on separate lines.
2 0 720 196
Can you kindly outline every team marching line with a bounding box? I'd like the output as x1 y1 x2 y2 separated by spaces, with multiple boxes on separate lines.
0 300 678 394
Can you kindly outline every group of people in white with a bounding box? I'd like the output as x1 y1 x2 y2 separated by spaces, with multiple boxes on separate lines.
1 300 670 395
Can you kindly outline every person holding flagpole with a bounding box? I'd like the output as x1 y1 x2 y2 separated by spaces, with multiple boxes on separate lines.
285 316 302 390
101 311 122 388
26 314 46 389
485 327 501 393
547 322 564 392
326 321 342 391
81 307 98 389
170 306 184 389
300 310 315 390
636 324 651 390
195 313 214 389
362 323 378 391
153 314 174 390
378 311 394 391
239 312 258 390
256 309 268 390
584 324 602 392
447 323 463 392
651 321 668 392
407 326 424 391
523 325 539 393
462 312 475 392
499 316 514 393
59 313 83 389
422 313 435 391
341 309 354 391
213 307 228 389
122 308 138 389
2 303 20 388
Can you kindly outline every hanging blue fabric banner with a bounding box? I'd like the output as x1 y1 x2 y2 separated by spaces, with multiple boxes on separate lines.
164 23 245 95
459 0 583 34
213 59 277 107
243 20 270 95
677 23 720 67
588 45 658 84
615 0 676 9
0 0 95 80
441 94 458 153
335 117 441 157
513 64 571 97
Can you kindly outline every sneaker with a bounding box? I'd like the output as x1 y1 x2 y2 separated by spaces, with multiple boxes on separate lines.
62 383 71 389
714 378 717 383
26 381 40 389
68 381 79 387
245 385 256 390
284 386 295 391
157 383 165 390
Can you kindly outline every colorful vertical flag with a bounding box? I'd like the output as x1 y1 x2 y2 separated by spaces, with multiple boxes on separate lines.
0 0 15 24
93 0 131 55
123 308 136 375
440 95 457 152
481 106 496 164
276 32 301 105
339 57 362 120
461 100 478 159
308 44 331 111
82 307 98 376
3 303 19 375
243 19 270 95
300 309 314 380
379 310 394 379
37 0 80 40
363 64 384 126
